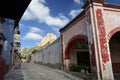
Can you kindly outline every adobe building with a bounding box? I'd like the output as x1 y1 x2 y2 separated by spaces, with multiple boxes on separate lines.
60 0 120 80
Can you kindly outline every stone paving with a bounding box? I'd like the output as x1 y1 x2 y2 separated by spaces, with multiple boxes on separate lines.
4 63 83 80
4 69 24 80
4 63 24 80
5 63 120 80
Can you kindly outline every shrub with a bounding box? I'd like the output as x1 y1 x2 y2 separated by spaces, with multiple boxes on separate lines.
68 64 88 72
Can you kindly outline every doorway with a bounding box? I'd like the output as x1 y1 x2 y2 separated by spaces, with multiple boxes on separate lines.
109 31 120 73
76 51 91 73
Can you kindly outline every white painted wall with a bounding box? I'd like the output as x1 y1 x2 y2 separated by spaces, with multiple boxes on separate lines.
34 38 62 68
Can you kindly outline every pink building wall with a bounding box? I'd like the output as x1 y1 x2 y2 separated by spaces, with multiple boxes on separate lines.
103 7 120 40
60 0 120 80
61 15 88 58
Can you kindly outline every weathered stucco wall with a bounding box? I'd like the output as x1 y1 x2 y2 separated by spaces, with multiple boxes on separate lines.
62 17 88 57
90 3 119 79
0 18 14 64
34 51 43 63
34 38 62 69
3 19 14 64
60 1 120 80
0 18 15 76
103 7 120 39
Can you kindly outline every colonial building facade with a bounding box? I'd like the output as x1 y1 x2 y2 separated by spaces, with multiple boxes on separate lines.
60 0 120 80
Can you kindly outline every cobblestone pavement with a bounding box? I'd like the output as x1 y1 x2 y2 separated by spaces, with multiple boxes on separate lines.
4 69 24 80
4 63 83 80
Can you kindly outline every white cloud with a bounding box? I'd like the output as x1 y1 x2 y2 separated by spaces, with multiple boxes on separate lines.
39 0 46 3
23 32 43 40
22 0 69 27
74 0 80 4
51 26 60 34
19 23 26 31
19 23 26 28
74 0 83 5
29 27 44 33
69 9 83 18
21 9 36 20
22 26 44 41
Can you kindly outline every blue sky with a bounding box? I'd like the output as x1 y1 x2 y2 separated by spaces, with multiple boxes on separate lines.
19 0 120 48
20 0 84 48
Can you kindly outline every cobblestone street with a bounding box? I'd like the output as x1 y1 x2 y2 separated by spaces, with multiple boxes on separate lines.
4 63 82 80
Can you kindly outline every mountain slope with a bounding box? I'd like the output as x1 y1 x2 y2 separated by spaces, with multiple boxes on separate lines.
20 33 57 59
38 33 57 47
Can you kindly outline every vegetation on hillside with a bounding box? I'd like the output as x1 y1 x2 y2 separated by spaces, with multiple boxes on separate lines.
20 40 54 59
20 33 57 59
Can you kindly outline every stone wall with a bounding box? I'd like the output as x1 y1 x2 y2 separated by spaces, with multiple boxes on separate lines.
34 38 62 69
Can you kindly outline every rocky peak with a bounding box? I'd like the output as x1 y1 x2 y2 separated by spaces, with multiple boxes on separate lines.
38 33 57 47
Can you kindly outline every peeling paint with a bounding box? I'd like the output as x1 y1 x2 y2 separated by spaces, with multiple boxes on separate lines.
96 9 109 71
103 63 105 71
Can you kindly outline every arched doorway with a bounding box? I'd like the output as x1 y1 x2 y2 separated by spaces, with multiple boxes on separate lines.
109 31 120 73
65 35 91 72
